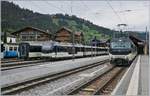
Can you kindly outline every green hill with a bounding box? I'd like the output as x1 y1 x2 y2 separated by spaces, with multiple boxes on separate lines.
1 1 147 42
1 1 117 43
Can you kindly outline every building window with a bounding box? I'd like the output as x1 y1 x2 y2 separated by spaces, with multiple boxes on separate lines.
14 47 17 51
29 36 35 41
9 47 13 51
21 36 27 41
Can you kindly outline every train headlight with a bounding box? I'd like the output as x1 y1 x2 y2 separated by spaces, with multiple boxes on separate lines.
109 54 112 57
125 56 128 60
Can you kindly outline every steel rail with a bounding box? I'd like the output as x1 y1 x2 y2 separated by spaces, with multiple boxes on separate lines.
1 59 109 95
68 67 125 95
2 54 108 71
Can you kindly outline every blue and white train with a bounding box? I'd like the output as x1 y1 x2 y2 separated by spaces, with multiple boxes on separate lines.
1 43 19 59
18 41 108 59
109 37 137 65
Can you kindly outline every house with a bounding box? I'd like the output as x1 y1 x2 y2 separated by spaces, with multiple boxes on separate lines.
55 27 72 43
75 32 84 44
55 27 84 44
7 35 16 43
11 26 51 42
1 32 16 43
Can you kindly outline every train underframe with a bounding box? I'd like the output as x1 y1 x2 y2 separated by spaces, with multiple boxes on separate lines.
109 54 136 66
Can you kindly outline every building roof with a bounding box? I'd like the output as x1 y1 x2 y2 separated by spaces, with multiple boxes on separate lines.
1 32 16 38
75 32 83 36
129 35 144 42
56 27 73 34
11 26 51 35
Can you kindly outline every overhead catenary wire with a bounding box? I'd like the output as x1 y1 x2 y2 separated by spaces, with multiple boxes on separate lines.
106 0 124 24
45 1 67 14
30 1 48 14
81 1 102 26
81 1 98 57
119 1 129 26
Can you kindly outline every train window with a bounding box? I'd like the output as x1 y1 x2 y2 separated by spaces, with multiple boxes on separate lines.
68 47 77 54
30 46 42 52
76 47 79 52
9 47 13 51
131 44 134 48
54 46 58 52
60 47 66 52
81 47 84 52
76 47 82 52
14 47 17 51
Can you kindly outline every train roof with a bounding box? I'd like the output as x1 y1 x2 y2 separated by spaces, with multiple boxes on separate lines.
111 37 131 42
3 43 19 45
54 42 84 47
55 43 107 49
19 41 108 49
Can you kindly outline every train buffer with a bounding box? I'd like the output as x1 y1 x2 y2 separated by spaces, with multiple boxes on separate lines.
112 55 149 96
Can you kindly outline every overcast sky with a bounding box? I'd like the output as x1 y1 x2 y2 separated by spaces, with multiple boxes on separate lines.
12 1 150 31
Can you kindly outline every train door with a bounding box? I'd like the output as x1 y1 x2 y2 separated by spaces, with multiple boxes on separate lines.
19 43 29 59
82 47 86 56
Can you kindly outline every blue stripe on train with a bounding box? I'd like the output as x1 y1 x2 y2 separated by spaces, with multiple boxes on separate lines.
4 51 18 58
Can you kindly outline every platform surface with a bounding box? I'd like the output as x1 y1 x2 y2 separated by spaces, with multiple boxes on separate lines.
139 55 149 95
1 55 109 87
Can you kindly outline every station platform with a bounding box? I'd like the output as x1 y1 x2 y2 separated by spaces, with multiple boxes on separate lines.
112 55 149 95
139 55 149 95
1 55 109 88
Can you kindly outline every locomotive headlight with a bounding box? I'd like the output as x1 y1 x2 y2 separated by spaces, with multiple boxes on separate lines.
125 56 128 60
109 54 113 58
109 54 114 60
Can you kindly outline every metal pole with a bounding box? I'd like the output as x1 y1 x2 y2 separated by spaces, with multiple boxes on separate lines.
71 1 75 60
146 26 147 43
91 38 93 58
72 31 75 60
95 41 96 57
145 26 148 55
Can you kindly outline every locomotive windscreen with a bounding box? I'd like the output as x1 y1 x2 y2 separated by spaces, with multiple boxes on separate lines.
109 39 132 55
110 42 131 49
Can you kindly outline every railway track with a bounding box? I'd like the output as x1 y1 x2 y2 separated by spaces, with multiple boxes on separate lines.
68 66 126 95
1 59 47 71
2 55 108 71
1 58 24 63
1 59 109 95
